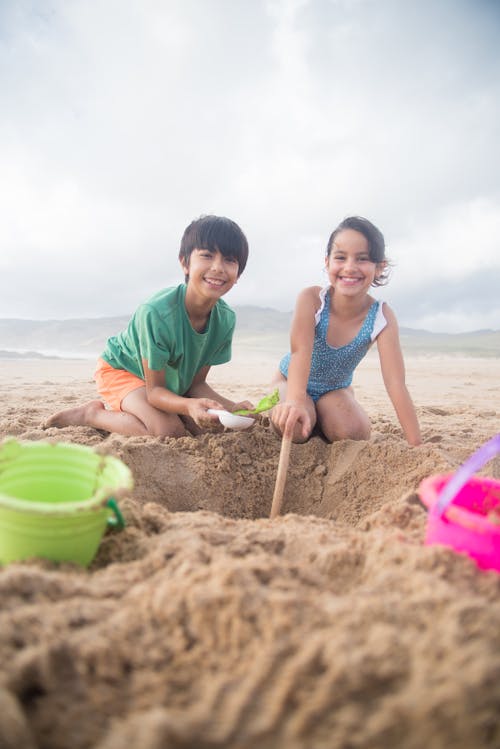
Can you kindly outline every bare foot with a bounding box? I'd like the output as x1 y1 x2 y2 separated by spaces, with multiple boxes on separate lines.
43 400 106 429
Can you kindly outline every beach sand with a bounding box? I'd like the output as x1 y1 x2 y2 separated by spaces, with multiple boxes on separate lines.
0 350 499 749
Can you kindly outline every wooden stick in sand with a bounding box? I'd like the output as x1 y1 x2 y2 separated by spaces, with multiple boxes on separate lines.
269 432 292 519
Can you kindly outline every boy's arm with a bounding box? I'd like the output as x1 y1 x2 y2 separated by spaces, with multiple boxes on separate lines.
186 367 253 413
142 360 221 427
376 307 422 446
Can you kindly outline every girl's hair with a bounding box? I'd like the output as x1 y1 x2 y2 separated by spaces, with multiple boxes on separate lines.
179 215 249 279
326 216 390 287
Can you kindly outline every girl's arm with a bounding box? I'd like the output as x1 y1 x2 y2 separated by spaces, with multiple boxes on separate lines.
272 287 319 438
286 287 318 400
376 305 422 446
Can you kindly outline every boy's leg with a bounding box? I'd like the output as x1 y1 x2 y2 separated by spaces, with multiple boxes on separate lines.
44 399 149 436
45 389 186 438
120 388 187 437
316 387 371 442
45 359 186 437
108 362 185 436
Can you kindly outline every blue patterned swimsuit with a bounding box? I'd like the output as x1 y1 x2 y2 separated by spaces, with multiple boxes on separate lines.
279 287 387 402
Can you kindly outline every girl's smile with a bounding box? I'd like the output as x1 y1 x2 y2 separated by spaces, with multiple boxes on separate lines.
326 229 379 295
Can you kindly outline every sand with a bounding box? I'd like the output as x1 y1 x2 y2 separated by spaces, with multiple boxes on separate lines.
0 350 500 749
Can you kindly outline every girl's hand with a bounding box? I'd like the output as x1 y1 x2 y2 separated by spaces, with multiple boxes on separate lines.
271 400 312 440
187 398 223 428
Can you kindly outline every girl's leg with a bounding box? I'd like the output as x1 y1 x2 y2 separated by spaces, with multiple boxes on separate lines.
270 370 288 404
316 387 371 442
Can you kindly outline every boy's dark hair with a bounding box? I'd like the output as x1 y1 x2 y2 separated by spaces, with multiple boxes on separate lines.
326 216 390 287
179 215 249 280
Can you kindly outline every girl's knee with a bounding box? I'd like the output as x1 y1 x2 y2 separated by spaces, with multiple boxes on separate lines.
341 421 371 441
317 394 371 442
322 422 371 443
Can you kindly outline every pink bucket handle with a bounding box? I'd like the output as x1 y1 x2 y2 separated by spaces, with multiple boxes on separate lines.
435 433 500 516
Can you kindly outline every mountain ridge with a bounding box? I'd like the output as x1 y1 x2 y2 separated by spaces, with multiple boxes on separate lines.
0 308 498 358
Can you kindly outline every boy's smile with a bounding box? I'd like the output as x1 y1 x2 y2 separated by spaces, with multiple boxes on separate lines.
203 275 226 289
182 248 239 301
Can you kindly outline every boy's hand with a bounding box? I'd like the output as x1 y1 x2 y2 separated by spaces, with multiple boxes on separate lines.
231 400 254 413
187 398 223 428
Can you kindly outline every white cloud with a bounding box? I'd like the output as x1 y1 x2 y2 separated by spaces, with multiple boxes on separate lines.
0 0 499 331
393 197 500 284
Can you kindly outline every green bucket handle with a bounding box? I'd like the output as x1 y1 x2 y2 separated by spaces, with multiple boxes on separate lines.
106 498 126 530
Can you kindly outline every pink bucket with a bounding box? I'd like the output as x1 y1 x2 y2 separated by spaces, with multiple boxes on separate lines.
419 473 500 572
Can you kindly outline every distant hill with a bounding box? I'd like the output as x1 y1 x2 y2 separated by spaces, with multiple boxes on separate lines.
0 349 61 360
229 305 292 333
0 310 498 358
0 317 130 357
399 327 500 357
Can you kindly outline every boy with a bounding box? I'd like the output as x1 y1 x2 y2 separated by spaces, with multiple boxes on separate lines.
45 215 251 437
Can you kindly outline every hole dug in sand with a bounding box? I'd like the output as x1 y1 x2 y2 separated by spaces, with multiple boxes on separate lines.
2 426 500 749
111 426 447 526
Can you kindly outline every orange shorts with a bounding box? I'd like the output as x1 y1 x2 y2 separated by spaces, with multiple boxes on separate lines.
94 358 145 412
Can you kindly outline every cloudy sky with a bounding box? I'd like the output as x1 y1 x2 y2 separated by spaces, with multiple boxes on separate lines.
1 0 499 332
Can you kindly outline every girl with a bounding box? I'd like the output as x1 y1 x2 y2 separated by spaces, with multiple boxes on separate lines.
271 216 421 446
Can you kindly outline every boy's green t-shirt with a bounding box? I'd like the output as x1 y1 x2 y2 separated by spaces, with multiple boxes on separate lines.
101 284 235 395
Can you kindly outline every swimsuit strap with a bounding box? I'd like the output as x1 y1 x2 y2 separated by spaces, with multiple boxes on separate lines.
314 286 330 326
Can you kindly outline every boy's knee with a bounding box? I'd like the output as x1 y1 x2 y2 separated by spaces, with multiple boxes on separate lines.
149 416 186 438
155 426 186 438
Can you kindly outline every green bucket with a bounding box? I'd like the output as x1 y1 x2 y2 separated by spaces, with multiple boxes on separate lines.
0 439 133 567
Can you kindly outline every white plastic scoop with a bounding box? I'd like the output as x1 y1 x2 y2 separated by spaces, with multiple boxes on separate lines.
207 409 254 431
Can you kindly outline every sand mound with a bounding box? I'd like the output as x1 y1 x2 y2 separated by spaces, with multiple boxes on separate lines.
1 492 500 749
0 363 500 748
